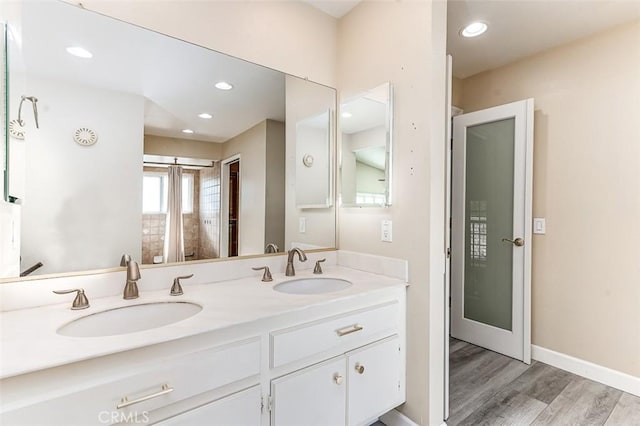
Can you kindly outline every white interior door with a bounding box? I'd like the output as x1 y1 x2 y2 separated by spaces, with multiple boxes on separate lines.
451 99 533 362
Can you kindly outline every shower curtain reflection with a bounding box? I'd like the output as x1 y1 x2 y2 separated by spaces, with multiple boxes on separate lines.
163 165 185 263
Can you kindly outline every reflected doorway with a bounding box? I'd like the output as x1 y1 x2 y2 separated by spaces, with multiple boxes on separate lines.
221 155 241 258
228 160 240 257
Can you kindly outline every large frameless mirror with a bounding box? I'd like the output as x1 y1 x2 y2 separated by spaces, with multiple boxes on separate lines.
1 0 336 280
340 82 393 207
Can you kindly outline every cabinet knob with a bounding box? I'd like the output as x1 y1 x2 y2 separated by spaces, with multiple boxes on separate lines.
333 374 344 385
355 363 365 374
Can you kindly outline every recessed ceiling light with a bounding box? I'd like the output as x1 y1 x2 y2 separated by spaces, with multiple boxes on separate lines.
66 46 93 58
198 113 213 119
341 112 353 118
215 81 233 91
461 22 488 38
182 129 194 134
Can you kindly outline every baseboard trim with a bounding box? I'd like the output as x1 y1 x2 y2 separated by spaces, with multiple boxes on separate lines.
379 409 419 426
531 345 640 397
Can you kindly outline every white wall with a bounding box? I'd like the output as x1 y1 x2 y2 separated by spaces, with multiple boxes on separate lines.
342 125 387 200
221 120 267 256
78 0 337 87
144 135 221 161
285 75 336 250
0 203 20 277
295 119 331 207
356 162 385 194
20 76 144 275
337 1 447 423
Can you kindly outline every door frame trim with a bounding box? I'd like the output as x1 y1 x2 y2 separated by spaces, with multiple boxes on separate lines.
522 98 534 364
221 154 241 258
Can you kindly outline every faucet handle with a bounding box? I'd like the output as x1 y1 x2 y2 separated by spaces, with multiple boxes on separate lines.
127 260 141 281
120 254 132 267
171 274 193 296
313 259 326 274
252 266 273 282
53 288 90 310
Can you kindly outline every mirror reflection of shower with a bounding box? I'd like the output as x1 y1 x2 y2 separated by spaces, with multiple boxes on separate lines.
9 95 39 140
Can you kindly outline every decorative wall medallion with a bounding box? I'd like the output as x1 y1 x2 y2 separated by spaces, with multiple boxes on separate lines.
74 127 98 146
9 119 25 140
302 154 314 168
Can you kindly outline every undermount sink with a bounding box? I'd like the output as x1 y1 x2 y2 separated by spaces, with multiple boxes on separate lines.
57 301 202 338
273 278 352 295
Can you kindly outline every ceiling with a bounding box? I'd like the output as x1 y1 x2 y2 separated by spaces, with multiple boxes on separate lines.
448 0 640 79
18 0 640 141
19 1 285 143
304 0 361 18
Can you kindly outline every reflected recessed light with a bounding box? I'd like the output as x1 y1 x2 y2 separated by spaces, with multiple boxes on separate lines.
66 46 93 58
198 113 213 119
341 112 353 118
461 22 488 38
215 81 234 90
182 129 194 134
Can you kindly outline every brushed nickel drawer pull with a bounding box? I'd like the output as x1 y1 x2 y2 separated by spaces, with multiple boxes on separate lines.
117 384 174 409
336 324 363 337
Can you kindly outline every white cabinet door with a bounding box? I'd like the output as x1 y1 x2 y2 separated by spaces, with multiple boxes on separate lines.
157 385 261 426
347 336 402 426
271 357 346 426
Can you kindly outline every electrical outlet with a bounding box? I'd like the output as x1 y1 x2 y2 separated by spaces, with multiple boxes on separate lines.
381 220 392 242
299 217 306 233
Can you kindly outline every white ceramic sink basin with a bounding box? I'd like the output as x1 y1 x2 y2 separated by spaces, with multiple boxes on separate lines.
273 278 352 295
57 301 202 338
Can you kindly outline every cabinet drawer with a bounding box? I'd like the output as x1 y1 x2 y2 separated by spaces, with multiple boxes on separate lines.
157 385 262 426
271 302 398 368
1 338 260 425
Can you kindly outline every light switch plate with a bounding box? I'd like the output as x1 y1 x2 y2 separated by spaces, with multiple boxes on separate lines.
299 217 306 233
533 218 546 234
381 220 392 242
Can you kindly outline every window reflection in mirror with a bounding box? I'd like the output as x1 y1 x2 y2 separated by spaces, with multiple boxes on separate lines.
340 82 393 207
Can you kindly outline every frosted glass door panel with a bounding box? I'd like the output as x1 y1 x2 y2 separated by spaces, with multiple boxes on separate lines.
463 118 515 331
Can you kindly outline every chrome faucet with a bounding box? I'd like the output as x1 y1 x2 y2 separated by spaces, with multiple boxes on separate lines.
285 247 307 276
123 259 141 299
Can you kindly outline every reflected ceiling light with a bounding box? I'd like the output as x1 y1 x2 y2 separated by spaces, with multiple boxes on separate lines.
214 81 234 90
341 112 353 118
182 129 194 134
198 113 213 119
460 22 488 38
66 46 93 58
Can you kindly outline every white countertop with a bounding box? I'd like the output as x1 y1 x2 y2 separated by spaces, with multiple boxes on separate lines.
0 266 406 379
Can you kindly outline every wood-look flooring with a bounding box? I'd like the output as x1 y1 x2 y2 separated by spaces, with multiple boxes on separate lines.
448 338 640 426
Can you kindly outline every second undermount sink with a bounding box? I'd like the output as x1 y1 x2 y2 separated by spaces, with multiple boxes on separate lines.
57 301 202 338
273 278 352 295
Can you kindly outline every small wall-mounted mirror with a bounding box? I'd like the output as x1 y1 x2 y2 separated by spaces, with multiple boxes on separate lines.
340 82 393 207
295 109 333 208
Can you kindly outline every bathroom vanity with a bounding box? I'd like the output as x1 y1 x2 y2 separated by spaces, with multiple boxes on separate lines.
0 265 406 425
